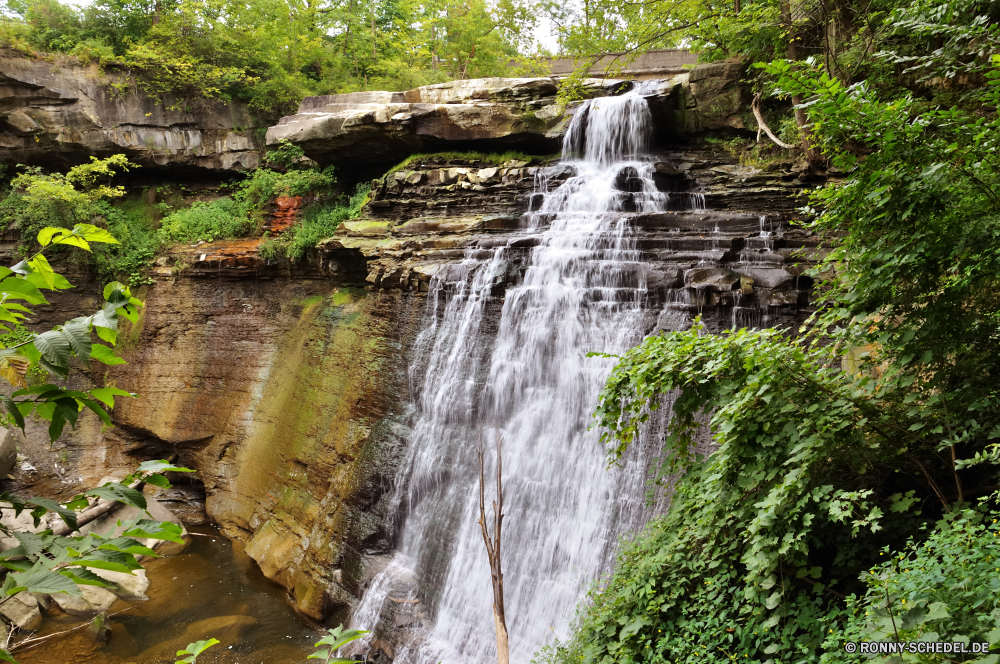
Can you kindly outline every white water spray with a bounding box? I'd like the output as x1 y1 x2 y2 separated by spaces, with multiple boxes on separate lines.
352 82 680 663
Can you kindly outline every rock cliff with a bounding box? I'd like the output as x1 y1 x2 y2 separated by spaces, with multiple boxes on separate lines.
266 63 753 176
0 51 262 173
1 67 825 624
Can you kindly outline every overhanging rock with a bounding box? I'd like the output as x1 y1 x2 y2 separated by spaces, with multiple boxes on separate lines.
265 77 626 172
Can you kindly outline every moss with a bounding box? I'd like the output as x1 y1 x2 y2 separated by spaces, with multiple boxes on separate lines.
331 287 366 307
384 149 536 175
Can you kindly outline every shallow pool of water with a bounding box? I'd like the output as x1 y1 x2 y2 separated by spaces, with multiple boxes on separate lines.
16 527 319 664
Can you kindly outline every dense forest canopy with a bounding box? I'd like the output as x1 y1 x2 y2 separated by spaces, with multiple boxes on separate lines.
0 0 542 116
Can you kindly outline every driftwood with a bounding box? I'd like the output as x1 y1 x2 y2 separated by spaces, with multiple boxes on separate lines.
477 429 509 664
50 480 146 537
752 93 797 150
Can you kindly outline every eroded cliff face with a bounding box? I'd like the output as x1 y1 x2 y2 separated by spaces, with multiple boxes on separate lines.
67 272 422 620
0 50 262 173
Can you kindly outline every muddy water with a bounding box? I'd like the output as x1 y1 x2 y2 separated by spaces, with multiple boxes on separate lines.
16 527 319 664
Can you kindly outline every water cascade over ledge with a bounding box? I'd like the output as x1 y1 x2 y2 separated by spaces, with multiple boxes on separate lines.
351 82 703 662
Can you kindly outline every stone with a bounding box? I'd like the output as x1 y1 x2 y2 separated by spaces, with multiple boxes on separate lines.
614 166 643 192
475 167 499 184
684 267 741 290
740 267 795 290
404 171 424 185
86 612 112 643
51 585 118 617
0 592 42 631
32 593 51 612
92 569 150 601
0 427 16 477
653 161 684 176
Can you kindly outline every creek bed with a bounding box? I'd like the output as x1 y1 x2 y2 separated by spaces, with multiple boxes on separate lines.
15 526 319 664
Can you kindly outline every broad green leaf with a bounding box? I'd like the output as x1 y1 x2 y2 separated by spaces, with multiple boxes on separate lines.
72 223 119 245
8 562 82 595
32 330 72 367
25 254 72 290
90 344 126 366
62 317 93 363
70 549 142 573
136 460 194 474
87 483 147 510
95 324 118 345
27 497 79 530
0 277 47 305
88 386 133 408
60 567 116 588
123 519 184 543
50 234 91 252
98 537 156 557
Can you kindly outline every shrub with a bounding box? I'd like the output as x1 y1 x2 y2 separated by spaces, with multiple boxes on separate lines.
157 197 251 244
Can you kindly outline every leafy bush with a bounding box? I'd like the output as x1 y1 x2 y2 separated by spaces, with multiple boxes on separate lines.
825 508 1000 660
0 156 134 256
157 197 251 244
92 197 162 286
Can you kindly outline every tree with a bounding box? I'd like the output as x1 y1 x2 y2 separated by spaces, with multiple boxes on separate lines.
477 430 509 664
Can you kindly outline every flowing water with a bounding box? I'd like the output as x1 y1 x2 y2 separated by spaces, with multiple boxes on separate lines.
352 82 696 663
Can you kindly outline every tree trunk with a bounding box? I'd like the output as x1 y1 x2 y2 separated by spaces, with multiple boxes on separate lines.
479 429 509 664
493 606 509 664
781 0 824 169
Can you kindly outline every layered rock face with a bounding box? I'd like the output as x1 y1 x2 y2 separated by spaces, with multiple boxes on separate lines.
321 150 823 334
265 78 577 172
0 51 262 173
2 66 828 627
65 273 423 620
268 64 753 176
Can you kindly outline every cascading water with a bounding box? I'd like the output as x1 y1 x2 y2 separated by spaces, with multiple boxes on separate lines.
352 82 694 662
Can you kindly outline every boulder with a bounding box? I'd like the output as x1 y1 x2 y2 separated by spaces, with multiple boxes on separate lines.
93 569 150 601
0 592 42 631
614 166 644 192
0 427 16 477
740 267 795 290
51 585 118 617
684 267 740 290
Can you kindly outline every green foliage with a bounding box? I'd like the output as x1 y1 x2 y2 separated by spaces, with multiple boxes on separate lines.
545 3 1000 663
158 165 336 245
264 139 306 169
157 197 252 245
0 224 144 433
307 624 369 663
824 508 1000 659
2 0 545 117
175 638 220 664
92 196 163 286
259 183 369 261
0 156 135 258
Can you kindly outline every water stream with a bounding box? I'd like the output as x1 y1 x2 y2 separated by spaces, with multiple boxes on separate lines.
353 82 695 663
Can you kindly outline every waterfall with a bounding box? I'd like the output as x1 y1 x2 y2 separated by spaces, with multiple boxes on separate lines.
352 82 690 663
